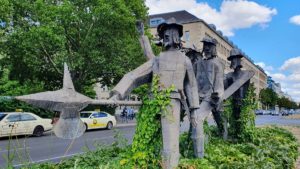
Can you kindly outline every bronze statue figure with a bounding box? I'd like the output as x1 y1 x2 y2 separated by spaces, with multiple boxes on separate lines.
110 18 200 169
191 37 224 158
224 48 251 137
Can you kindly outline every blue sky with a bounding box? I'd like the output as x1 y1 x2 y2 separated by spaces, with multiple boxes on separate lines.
146 0 300 102
230 1 300 68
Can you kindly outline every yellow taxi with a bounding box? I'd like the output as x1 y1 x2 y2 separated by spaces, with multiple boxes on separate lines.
0 111 52 137
80 111 116 131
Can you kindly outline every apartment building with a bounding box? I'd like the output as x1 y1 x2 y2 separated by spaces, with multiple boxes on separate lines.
149 10 267 99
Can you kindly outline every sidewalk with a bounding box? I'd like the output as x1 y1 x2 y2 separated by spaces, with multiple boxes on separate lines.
115 117 137 128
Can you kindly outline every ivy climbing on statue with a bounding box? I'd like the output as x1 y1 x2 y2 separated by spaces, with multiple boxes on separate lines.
222 48 257 142
130 75 174 167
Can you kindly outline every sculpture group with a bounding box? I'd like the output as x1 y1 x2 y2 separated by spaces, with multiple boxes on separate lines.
16 17 254 169
110 18 254 169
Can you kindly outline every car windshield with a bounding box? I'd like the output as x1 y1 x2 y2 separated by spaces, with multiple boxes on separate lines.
0 113 7 121
80 113 92 118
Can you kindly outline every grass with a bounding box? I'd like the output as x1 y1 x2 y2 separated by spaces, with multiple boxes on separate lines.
281 126 300 168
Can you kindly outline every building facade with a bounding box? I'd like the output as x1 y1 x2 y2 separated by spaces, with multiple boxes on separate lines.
149 10 267 98
267 76 292 100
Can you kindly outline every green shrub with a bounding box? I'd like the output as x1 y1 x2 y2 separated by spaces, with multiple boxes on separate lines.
23 126 299 169
178 126 299 169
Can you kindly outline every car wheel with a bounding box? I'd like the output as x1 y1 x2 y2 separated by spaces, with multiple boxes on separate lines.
33 126 44 137
106 122 113 130
84 123 88 131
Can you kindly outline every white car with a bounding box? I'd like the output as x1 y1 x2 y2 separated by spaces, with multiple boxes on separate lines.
80 111 116 131
0 112 52 137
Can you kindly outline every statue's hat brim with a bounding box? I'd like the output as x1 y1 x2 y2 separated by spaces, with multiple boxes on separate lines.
157 21 183 39
227 54 243 61
201 37 217 46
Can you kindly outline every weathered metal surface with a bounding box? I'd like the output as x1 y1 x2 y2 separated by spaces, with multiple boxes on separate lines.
223 70 255 100
111 18 199 169
16 63 92 139
90 99 142 106
192 37 224 158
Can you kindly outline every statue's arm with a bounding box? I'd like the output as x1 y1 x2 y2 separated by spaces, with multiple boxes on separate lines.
136 21 155 60
213 61 225 99
111 59 154 99
184 57 200 109
224 73 232 89
139 36 156 60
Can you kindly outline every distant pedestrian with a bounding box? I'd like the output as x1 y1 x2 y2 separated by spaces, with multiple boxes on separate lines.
127 108 134 120
121 107 128 123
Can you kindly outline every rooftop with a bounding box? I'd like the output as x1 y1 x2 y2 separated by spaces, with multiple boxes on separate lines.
149 10 201 27
149 10 267 76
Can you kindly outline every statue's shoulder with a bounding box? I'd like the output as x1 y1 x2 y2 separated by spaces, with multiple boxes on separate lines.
225 72 234 79
194 57 204 64
214 57 224 65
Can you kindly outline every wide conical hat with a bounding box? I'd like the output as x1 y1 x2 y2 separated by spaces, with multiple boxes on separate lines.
157 17 183 39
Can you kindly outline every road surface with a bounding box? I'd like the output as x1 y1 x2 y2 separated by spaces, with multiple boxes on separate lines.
0 115 299 168
0 126 135 168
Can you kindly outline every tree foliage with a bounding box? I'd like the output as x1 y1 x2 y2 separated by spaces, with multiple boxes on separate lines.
259 88 278 109
277 97 298 109
0 0 147 93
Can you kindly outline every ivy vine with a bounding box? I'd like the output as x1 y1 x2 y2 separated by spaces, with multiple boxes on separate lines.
223 83 257 142
121 75 174 168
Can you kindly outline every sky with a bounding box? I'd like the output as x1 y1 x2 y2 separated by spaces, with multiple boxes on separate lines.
145 0 300 102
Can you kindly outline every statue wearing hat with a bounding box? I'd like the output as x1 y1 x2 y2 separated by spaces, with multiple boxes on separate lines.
224 48 251 137
191 37 225 158
110 17 200 169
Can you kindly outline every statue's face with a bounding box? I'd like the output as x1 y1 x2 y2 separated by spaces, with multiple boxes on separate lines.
203 43 215 59
163 28 179 49
230 57 242 69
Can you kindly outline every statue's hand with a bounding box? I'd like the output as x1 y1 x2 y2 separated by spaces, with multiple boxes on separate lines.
109 93 121 101
210 92 220 107
190 109 200 128
108 93 122 107
109 91 122 102
136 20 144 36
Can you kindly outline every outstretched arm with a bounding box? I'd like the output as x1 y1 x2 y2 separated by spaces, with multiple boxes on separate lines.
136 21 155 60
111 59 154 99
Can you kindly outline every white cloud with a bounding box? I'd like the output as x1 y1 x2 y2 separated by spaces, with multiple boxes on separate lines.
271 73 286 81
289 15 300 25
267 56 300 102
255 62 274 71
280 56 300 73
146 0 277 36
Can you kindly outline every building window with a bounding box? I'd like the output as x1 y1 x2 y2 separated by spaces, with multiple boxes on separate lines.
185 31 190 42
150 18 165 27
205 33 213 39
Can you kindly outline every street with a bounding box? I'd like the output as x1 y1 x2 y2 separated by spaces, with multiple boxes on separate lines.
0 115 299 168
255 114 300 126
0 126 136 168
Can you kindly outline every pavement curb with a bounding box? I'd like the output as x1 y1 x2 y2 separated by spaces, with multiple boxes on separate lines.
116 123 136 128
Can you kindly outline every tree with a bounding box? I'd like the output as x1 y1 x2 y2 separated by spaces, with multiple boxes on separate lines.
0 0 147 95
259 88 278 109
277 97 298 109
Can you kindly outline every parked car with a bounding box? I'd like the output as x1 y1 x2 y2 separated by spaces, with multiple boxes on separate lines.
80 111 116 131
289 109 295 115
271 110 279 116
0 112 52 137
255 109 263 115
281 110 289 116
